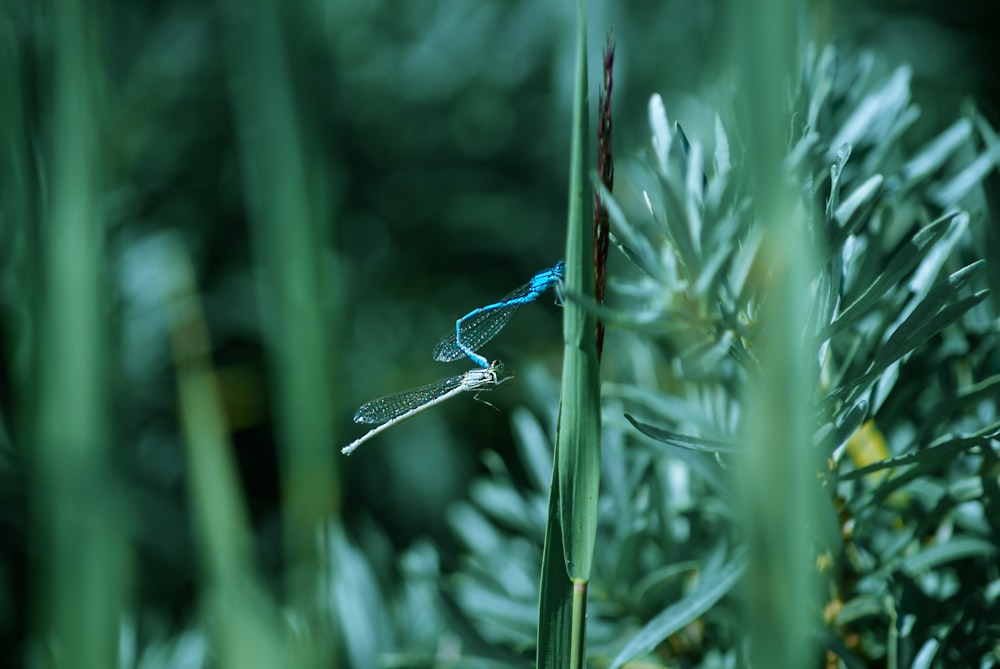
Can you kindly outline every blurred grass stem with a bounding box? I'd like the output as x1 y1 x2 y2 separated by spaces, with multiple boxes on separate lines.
732 2 822 667
33 2 127 667
220 2 339 663
164 241 283 668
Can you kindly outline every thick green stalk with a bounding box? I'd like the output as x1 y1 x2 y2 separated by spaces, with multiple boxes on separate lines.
569 582 589 668
732 2 822 667
165 245 282 669
219 3 339 664
33 2 127 666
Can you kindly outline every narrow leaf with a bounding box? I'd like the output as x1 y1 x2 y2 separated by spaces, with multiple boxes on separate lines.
834 173 883 236
908 212 969 294
842 288 988 398
826 143 852 221
649 94 671 175
556 0 600 585
714 113 730 175
685 140 704 253
901 118 972 185
829 66 911 156
599 183 662 280
837 421 1000 482
656 172 702 271
911 639 940 669
607 549 747 669
625 414 741 454
511 408 554 494
901 537 998 576
818 399 868 455
536 458 572 669
823 214 953 339
874 275 985 371
929 139 1000 205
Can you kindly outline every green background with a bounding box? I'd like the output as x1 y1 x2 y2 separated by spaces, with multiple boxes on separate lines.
2 0 1000 664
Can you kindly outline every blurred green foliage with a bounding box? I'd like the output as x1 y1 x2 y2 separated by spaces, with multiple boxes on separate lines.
2 0 1000 667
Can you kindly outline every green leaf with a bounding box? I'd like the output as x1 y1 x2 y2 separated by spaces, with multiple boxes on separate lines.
685 140 705 249
729 226 764 310
454 581 538 638
851 426 1000 510
908 212 969 295
835 173 883 236
714 114 731 176
837 421 1000 482
624 414 741 454
901 537 998 576
862 103 921 175
555 0 600 586
901 118 972 186
631 561 701 612
599 183 662 280
654 168 702 272
447 502 505 553
911 639 940 669
929 138 1000 205
539 1 599 666
805 45 836 130
511 408 555 494
924 374 1000 435
693 235 736 299
835 594 886 625
872 274 986 371
823 214 953 340
649 94 672 175
328 527 392 665
817 399 868 455
536 458 572 669
825 142 852 220
607 547 747 669
829 66 911 156
468 480 537 538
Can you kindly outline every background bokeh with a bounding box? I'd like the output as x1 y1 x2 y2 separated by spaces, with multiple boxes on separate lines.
2 0 1000 662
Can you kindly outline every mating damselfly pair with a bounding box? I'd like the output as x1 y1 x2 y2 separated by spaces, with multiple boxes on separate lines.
342 261 565 455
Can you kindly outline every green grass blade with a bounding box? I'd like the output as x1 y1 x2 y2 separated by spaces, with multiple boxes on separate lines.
536 459 573 669
556 0 600 586
537 0 600 664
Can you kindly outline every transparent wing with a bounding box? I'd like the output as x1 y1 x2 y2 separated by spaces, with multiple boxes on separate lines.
433 302 523 361
353 373 465 424
432 283 532 362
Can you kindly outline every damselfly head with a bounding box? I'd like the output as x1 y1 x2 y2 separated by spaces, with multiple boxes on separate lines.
488 360 515 387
